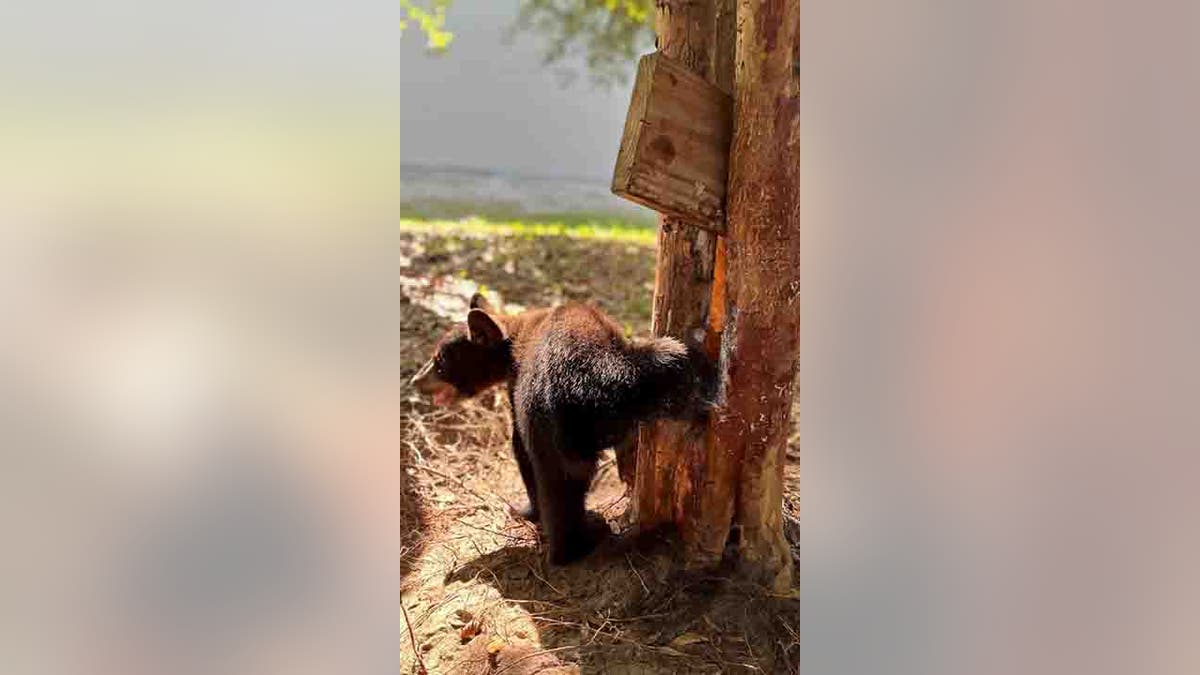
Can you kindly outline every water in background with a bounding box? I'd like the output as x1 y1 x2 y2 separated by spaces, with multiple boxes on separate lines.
400 163 654 222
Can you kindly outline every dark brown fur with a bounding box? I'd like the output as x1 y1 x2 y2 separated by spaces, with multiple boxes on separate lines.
411 294 714 564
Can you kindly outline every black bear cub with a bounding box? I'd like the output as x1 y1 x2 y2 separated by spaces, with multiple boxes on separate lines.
411 293 714 564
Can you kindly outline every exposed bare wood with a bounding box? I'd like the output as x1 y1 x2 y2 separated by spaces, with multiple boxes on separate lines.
612 52 733 232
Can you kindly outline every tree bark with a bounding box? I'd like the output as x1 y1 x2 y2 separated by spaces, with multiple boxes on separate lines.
707 0 801 591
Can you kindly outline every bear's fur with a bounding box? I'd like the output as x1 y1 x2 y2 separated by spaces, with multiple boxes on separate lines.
411 294 714 564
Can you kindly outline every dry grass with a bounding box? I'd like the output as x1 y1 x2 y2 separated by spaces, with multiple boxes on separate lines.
401 222 799 674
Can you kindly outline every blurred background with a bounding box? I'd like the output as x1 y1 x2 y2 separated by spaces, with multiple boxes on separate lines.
2 1 401 673
2 0 1198 674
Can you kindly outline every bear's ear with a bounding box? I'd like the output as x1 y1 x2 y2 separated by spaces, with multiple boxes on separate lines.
469 292 494 313
467 308 505 346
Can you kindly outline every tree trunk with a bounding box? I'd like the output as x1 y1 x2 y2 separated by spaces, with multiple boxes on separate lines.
631 0 799 592
707 0 800 590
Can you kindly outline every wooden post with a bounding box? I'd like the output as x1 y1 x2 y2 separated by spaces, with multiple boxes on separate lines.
612 53 732 233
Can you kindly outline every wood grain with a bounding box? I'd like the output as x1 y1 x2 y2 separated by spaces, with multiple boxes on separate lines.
612 52 732 234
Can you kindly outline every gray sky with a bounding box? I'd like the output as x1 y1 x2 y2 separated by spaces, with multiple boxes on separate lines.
0 0 635 180
401 0 645 180
0 0 399 94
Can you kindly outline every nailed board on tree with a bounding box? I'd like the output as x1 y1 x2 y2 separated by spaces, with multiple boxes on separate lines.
612 52 733 233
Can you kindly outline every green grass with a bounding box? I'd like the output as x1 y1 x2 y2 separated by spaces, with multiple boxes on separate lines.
400 216 657 247
401 198 657 229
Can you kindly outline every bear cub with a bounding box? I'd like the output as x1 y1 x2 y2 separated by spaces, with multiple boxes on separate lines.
411 293 715 564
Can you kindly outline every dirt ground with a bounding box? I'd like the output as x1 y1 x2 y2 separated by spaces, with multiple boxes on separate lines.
401 224 800 674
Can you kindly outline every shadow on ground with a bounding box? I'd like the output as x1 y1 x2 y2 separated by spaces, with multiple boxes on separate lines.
445 525 800 674
401 298 451 581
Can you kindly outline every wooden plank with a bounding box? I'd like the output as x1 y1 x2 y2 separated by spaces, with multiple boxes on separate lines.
612 52 733 233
